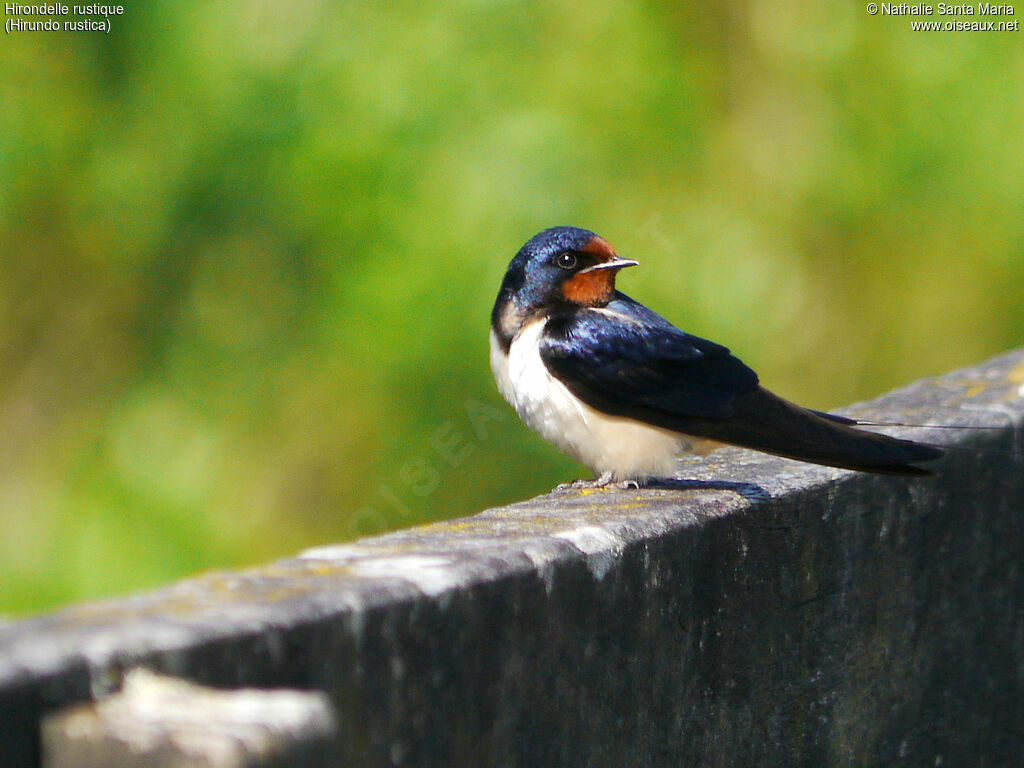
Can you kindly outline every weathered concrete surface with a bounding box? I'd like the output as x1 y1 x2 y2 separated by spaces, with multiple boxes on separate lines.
41 669 336 768
2 350 1023 768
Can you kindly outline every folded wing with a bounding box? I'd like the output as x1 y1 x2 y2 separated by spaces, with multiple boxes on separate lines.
540 294 943 475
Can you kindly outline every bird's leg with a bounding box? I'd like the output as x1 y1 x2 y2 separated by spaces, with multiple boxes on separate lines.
593 472 644 490
556 472 641 491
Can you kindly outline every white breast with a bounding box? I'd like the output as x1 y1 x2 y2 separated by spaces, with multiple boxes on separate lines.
489 318 686 480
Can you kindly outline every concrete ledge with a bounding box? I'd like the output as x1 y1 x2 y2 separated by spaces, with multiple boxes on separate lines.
2 350 1023 767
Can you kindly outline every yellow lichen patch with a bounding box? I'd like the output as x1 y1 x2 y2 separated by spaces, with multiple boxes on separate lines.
1005 355 1024 402
945 378 990 400
307 563 356 577
1008 357 1024 385
418 518 491 535
612 500 649 512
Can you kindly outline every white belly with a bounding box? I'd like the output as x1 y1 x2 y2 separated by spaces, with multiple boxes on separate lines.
489 319 686 480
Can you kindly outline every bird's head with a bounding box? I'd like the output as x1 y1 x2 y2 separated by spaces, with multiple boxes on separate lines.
492 227 638 340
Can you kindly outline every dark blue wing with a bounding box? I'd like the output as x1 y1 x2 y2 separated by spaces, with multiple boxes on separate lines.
540 293 759 427
540 293 943 474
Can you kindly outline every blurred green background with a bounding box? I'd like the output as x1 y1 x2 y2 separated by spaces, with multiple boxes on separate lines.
1 0 1022 615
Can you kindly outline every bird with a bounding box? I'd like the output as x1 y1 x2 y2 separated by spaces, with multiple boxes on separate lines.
489 226 944 486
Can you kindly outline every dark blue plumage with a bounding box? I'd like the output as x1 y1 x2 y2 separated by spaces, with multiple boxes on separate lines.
491 227 604 346
542 294 759 421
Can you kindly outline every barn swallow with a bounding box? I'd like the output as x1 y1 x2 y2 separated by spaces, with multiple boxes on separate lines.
490 226 943 485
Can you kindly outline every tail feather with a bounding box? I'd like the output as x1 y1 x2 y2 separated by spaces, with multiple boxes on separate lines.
693 387 944 475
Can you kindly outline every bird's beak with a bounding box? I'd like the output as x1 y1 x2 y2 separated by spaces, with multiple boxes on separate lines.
579 257 639 274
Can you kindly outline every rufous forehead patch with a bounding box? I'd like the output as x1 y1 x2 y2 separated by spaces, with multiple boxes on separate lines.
580 236 618 262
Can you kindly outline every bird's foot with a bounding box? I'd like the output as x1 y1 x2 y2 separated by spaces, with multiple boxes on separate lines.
556 472 642 491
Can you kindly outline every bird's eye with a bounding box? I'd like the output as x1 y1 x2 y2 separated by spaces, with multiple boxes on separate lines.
555 252 577 270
